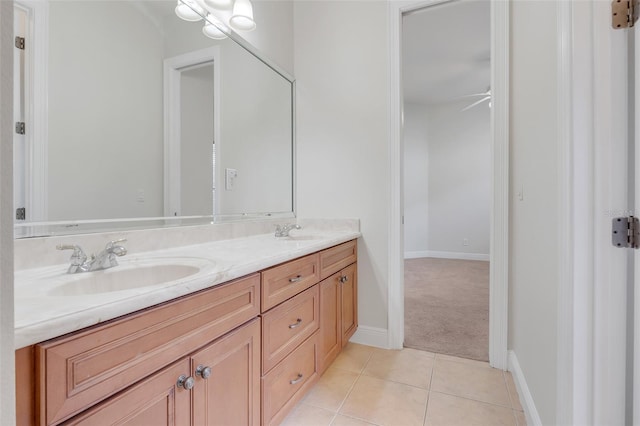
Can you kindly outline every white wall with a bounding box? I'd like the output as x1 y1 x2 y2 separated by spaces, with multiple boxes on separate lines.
0 2 15 423
509 1 559 424
47 2 164 220
404 101 491 259
403 103 430 255
294 1 389 332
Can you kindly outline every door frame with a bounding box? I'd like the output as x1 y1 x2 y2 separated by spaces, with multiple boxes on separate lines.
13 0 47 222
163 46 221 217
387 0 510 370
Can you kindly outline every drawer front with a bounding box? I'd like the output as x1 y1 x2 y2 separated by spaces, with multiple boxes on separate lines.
319 240 357 279
37 274 260 426
261 254 320 312
262 285 319 374
261 333 319 426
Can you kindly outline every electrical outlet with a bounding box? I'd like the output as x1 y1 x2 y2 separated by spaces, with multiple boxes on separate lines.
463 238 469 246
136 189 145 203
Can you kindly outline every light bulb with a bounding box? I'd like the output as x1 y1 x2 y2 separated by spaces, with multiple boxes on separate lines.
175 0 204 22
229 0 256 31
204 0 234 9
203 16 229 40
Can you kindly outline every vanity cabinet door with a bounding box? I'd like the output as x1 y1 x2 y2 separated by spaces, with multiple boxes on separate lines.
340 263 358 347
63 359 191 426
318 272 342 375
191 318 261 426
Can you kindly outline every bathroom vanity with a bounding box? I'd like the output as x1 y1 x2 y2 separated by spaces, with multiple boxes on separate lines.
14 230 358 426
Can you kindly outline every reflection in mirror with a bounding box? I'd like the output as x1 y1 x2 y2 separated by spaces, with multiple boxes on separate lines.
13 0 294 238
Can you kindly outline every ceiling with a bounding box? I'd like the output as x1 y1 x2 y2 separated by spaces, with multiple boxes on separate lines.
402 0 490 106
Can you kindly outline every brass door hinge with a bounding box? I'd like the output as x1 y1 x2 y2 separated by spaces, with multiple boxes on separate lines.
15 36 25 50
612 0 639 28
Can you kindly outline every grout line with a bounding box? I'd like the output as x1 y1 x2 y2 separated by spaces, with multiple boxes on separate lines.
428 390 513 410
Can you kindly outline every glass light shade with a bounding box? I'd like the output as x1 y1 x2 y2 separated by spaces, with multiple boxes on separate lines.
229 0 256 31
204 0 234 9
175 0 204 22
203 17 228 40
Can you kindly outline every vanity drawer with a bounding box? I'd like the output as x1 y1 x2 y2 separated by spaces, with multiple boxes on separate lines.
319 240 357 279
261 333 319 426
36 274 260 426
262 284 320 374
261 253 320 312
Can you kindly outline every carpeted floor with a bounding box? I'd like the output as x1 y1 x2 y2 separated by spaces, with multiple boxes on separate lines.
404 257 489 362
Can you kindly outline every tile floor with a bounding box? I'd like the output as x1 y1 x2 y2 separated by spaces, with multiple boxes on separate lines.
280 343 526 426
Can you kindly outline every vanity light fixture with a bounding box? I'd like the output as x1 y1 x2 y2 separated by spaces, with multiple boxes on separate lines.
176 0 257 38
203 15 229 40
204 0 234 9
229 0 256 31
175 0 205 22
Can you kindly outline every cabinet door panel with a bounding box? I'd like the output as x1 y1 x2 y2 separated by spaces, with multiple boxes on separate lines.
340 263 358 346
191 319 261 426
63 359 191 426
318 273 341 375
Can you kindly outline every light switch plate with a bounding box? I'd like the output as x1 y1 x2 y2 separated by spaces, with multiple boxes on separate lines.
225 168 238 190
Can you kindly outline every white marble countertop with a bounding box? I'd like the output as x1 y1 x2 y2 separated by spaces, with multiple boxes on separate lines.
15 229 360 349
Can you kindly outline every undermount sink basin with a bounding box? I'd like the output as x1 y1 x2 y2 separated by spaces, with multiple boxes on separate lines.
47 264 201 296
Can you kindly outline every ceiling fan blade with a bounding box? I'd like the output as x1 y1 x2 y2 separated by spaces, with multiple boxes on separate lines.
461 96 491 112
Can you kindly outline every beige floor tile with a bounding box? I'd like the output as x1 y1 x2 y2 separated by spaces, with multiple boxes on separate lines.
504 371 524 411
331 343 376 374
514 410 527 426
425 392 516 426
279 403 336 426
331 414 378 426
363 347 434 389
340 375 428 426
431 359 511 407
303 365 360 411
435 353 492 369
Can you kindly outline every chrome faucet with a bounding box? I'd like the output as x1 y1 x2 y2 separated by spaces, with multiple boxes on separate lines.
57 239 128 274
275 224 301 238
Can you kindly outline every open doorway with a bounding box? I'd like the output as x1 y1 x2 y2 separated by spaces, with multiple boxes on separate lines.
401 0 491 361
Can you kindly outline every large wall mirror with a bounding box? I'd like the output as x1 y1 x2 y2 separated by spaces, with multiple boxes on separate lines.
13 0 294 238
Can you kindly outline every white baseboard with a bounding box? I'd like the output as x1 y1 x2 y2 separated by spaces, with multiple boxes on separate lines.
508 350 542 426
404 250 490 261
349 325 389 349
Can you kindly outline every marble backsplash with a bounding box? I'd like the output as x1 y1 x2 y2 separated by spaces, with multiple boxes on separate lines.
14 218 359 271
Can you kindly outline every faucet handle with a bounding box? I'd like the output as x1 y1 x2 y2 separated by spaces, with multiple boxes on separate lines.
56 244 87 265
106 238 127 247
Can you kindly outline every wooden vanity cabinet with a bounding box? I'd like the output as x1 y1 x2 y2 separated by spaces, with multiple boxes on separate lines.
318 242 358 375
16 239 358 426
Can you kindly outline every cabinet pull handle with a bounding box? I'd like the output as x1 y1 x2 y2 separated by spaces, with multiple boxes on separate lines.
177 375 195 390
196 365 212 380
339 275 348 284
289 275 303 283
289 318 303 329
290 373 304 385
